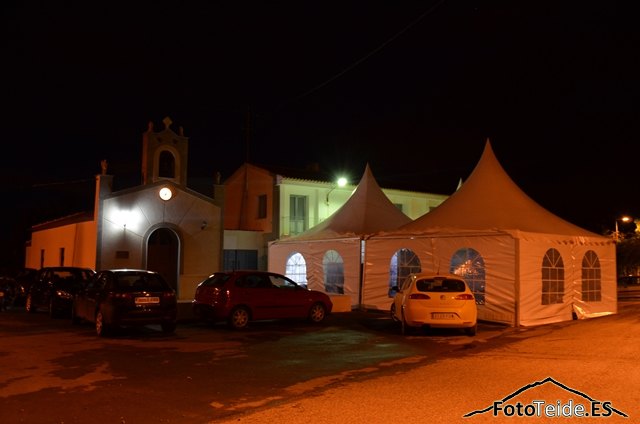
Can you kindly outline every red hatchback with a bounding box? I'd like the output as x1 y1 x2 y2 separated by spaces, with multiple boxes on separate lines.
192 270 333 329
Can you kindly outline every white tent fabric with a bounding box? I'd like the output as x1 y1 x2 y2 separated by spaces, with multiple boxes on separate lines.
365 140 617 326
268 164 412 306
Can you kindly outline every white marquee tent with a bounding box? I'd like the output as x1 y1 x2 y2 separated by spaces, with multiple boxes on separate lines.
268 164 412 306
365 140 617 326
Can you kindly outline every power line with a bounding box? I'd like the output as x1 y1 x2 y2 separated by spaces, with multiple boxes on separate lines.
290 0 447 104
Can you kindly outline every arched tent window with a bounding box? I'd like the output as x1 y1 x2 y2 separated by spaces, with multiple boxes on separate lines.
159 150 176 178
388 248 421 297
285 252 307 287
450 247 486 305
323 250 344 294
581 250 601 302
542 248 564 305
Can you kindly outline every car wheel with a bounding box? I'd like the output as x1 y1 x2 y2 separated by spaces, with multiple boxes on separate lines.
400 306 408 335
71 302 81 325
95 309 110 337
25 294 36 313
390 303 400 323
161 321 176 333
308 303 326 323
49 298 59 319
464 324 477 337
228 306 250 330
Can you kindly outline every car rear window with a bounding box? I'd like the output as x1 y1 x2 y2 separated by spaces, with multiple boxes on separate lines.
200 273 231 288
416 278 466 292
114 274 169 291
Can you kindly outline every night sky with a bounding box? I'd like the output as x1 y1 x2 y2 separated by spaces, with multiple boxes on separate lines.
2 1 639 269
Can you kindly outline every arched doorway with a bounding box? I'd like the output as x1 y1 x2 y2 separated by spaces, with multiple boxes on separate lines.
147 228 180 294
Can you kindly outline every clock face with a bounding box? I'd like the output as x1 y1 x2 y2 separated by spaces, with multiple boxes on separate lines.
159 187 173 201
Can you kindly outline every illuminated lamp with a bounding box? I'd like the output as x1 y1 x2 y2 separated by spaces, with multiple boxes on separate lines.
159 187 173 201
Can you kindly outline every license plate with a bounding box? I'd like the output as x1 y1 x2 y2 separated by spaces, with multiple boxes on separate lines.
432 312 455 320
135 297 159 304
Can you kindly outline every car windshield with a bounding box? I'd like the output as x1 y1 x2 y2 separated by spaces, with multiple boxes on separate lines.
416 278 466 292
114 273 169 291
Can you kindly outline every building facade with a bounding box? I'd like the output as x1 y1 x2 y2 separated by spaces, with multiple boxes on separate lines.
25 118 223 300
222 163 449 271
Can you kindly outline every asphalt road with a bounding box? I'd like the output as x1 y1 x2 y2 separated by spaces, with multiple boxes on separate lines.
1 298 637 423
0 305 511 423
217 301 640 424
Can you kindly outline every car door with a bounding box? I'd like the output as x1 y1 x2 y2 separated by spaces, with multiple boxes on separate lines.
268 274 311 318
77 273 106 322
33 269 51 309
234 273 281 320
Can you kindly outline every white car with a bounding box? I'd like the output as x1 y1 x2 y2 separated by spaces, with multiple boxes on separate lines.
390 273 478 336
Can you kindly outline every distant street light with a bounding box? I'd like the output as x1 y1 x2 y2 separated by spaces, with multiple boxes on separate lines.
326 177 348 205
614 216 632 242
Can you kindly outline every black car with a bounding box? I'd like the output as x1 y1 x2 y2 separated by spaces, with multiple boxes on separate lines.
25 267 95 317
0 268 38 308
72 269 178 337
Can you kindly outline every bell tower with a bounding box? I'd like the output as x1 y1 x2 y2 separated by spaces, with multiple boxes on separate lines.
141 116 188 186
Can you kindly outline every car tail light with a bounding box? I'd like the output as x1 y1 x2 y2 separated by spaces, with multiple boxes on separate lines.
163 292 176 299
409 293 431 300
454 293 475 300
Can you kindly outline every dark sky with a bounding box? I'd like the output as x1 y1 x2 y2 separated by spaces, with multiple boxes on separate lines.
2 1 639 268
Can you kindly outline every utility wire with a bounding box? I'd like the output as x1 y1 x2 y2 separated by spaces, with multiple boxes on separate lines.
289 0 447 105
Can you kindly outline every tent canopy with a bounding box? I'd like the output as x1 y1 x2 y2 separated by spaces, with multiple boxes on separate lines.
395 140 601 237
282 163 412 241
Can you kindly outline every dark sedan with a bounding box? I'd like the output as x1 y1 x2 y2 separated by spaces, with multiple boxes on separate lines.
25 267 95 318
72 269 178 337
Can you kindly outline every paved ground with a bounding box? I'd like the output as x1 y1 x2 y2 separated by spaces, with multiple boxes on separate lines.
214 301 640 424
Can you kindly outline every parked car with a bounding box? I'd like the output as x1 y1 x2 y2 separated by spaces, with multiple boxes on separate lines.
192 270 333 330
617 275 640 287
390 272 478 336
72 269 177 336
0 267 37 308
25 267 95 317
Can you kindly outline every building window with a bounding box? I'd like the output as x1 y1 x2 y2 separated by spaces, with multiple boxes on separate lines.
285 252 307 287
388 248 421 297
59 247 65 266
289 195 307 235
581 250 601 302
159 150 175 178
450 247 486 305
323 250 344 294
542 248 565 305
257 194 267 219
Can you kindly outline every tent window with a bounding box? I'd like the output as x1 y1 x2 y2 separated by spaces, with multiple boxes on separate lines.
323 250 344 294
450 248 486 305
388 248 421 297
285 252 308 287
542 248 565 305
581 250 602 302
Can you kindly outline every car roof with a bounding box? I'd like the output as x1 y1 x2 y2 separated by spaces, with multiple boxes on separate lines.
213 270 284 276
40 266 95 272
99 269 156 273
409 272 466 280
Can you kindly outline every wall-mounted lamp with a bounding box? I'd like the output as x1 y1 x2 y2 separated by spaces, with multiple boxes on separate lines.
159 187 173 201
